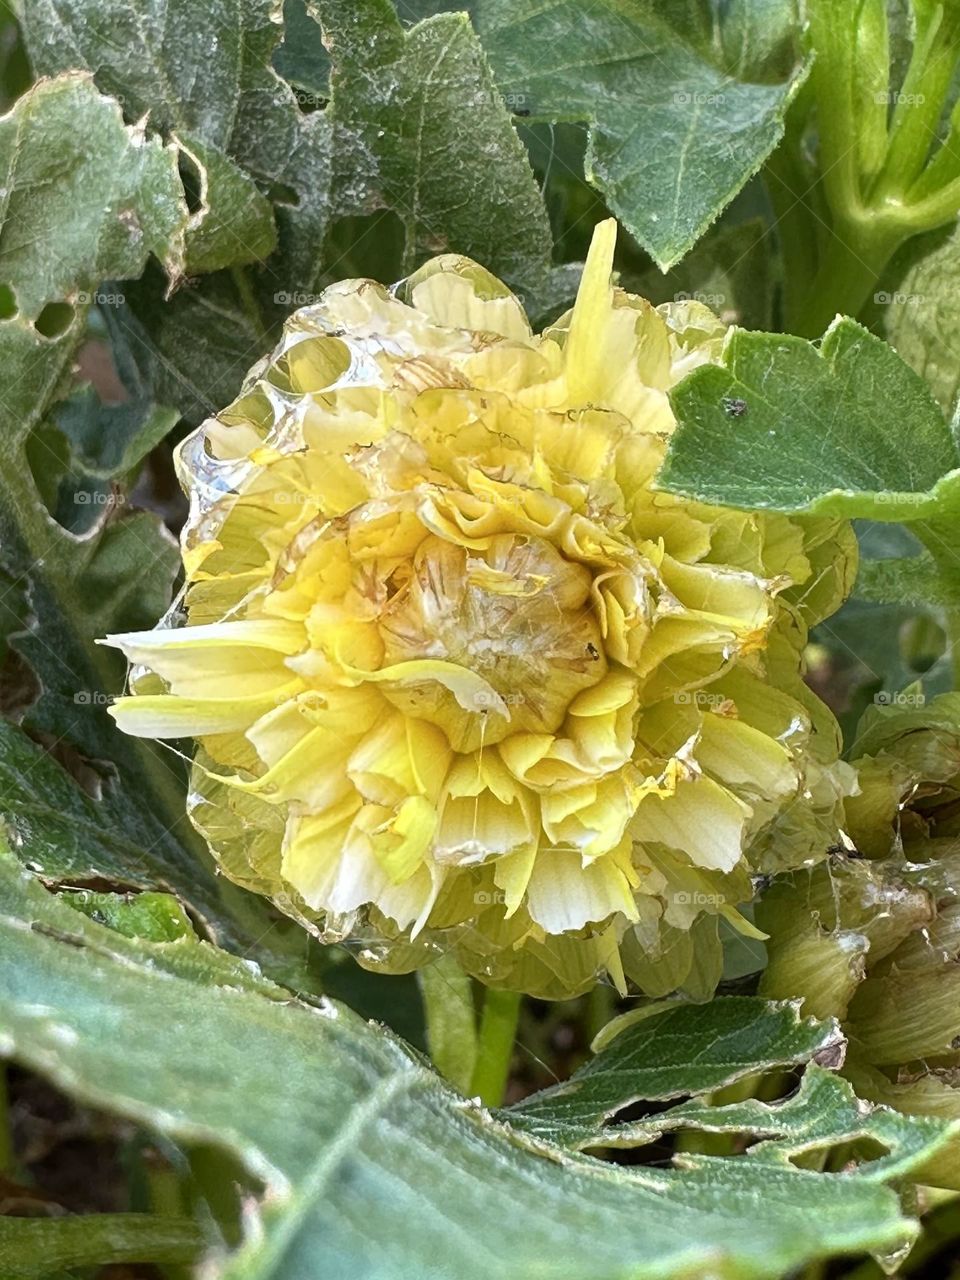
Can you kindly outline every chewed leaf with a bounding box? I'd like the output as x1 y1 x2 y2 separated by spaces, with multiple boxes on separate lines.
663 317 960 519
0 73 186 316
667 1066 957 1182
504 997 844 1149
0 852 948 1279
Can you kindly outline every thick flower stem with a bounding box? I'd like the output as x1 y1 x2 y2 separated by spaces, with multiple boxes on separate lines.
419 954 478 1096
789 224 896 338
470 988 522 1107
586 983 616 1043
786 0 960 336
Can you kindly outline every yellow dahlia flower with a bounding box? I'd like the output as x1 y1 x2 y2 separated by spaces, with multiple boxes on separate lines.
104 221 856 998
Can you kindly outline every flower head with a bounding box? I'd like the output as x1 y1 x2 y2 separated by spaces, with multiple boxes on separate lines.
105 221 856 998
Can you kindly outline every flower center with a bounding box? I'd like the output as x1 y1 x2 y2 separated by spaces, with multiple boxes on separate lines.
378 533 607 750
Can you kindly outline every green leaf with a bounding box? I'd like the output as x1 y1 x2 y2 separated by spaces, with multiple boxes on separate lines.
856 551 957 606
20 0 321 279
810 594 953 745
0 721 335 993
22 0 296 148
0 852 947 1280
179 133 278 274
0 73 186 316
51 386 176 485
0 1214 206 1278
847 685 960 758
118 266 265 426
0 69 336 991
62 887 196 942
0 71 184 669
18 9 325 445
474 0 806 269
505 997 843 1149
318 0 552 292
0 75 185 740
663 317 960 519
0 720 422 1033
24 0 552 421
814 526 954 722
647 1065 954 1181
710 0 806 82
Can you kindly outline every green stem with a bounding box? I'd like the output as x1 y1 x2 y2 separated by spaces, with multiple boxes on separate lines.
800 1260 828 1280
853 0 891 185
900 172 960 231
585 983 616 1044
789 0 960 336
0 1214 205 1274
789 223 897 337
470 988 522 1107
805 0 864 219
188 1144 247 1249
147 1155 194 1280
875 17 943 189
418 954 477 1096
875 3 960 199
764 92 824 321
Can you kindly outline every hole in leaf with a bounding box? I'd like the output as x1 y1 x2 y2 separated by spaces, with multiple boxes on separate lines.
177 150 204 215
34 302 75 339
291 86 326 115
28 729 115 802
899 615 946 674
788 1135 891 1172
767 1069 805 1103
582 1096 695 1166
266 180 300 207
0 283 18 319
8 1061 262 1225
608 1095 691 1127
603 1137 676 1167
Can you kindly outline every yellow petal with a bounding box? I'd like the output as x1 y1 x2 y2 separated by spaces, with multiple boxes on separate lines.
493 843 539 917
340 655 508 718
632 777 751 873
697 714 796 800
435 787 537 866
372 794 437 883
525 846 639 933
102 620 306 698
109 685 300 738
564 218 618 405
